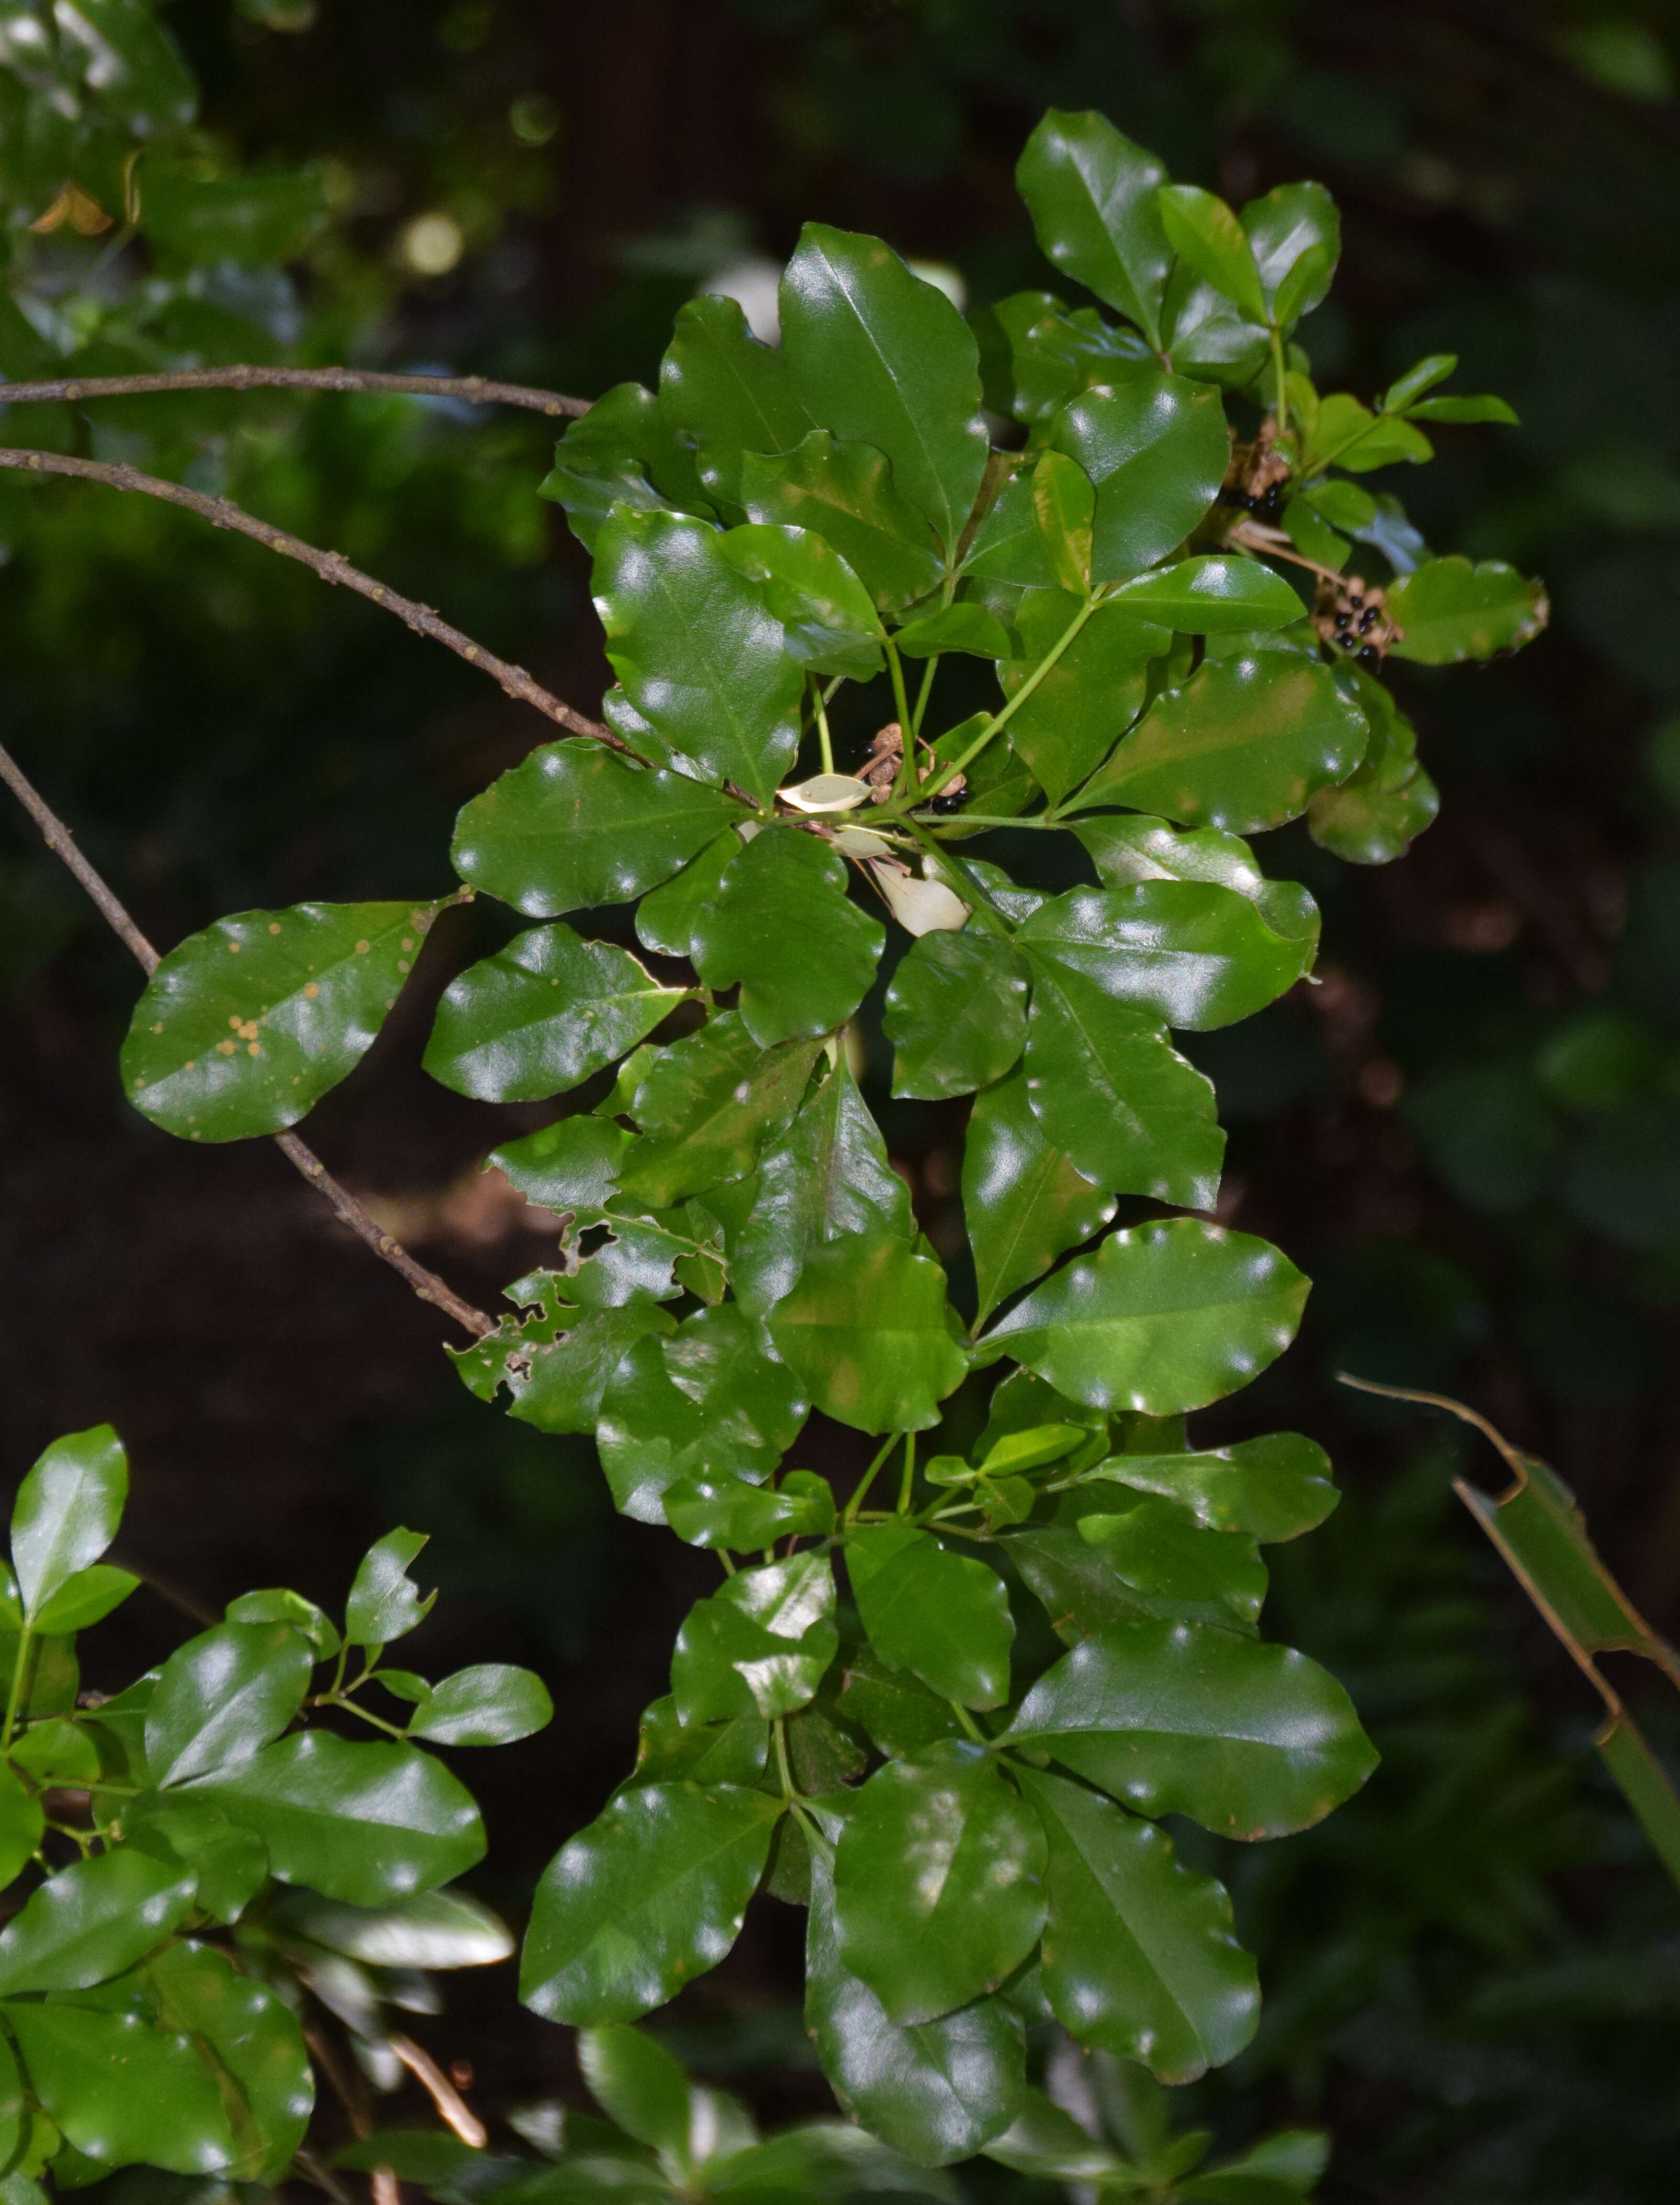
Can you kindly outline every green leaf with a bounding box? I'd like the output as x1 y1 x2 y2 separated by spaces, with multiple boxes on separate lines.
1076 1501 1268 1633
1016 111 1173 350
999 593 1166 805
1074 649 1367 833
1020 884 1312 1032
1072 814 1321 951
740 433 944 617
10 1426 126 1627
1022 968 1224 1206
345 1527 435 1648
1083 1432 1339 1543
1005 1622 1378 1838
31 1565 139 1634
146 1940 313 2182
1020 1768 1258 2082
1404 392 1519 424
120 1797 267 1927
0 1853 196 1995
1109 555 1303 632
9 1719 100 1788
120 901 437 1143
806 1846 1025 2166
660 292 817 506
981 2086 1126 2180
894 604 1013 661
270 1886 513 1968
579 2023 695 2163
145 1621 314 1788
461 1281 676 1438
225 1587 340 1661
1049 376 1228 583
847 1526 1013 1710
780 224 988 552
963 1068 1115 1326
424 923 685 1104
733 1058 913 1315
1006 1526 1159 1646
636 833 743 964
1381 353 1457 413
1240 182 1340 321
409 1664 554 1746
720 522 885 679
672 1554 838 1723
769 1231 967 1435
665 1473 834 1552
1160 265 1269 390
625 1697 770 1794
540 381 714 551
1029 449 1097 597
1386 555 1549 664
0 1763 42 1887
974 1217 1309 1414
693 830 883 1047
493 1114 630 1219
834 1748 1046 2025
595 509 805 802
7 2002 234 2175
617 1018 822 1208
1157 187 1268 324
184 1731 484 1903
521 1780 781 2023
706 2120 952 2201
883 932 1030 1101
450 739 733 919
976 291 1152 423
143 156 325 268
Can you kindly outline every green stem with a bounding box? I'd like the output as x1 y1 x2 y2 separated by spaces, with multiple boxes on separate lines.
2 1628 34 1752
1270 323 1290 435
910 654 939 741
897 1432 918 1515
949 1702 989 1747
913 810 1057 831
913 594 1101 801
322 1695 408 1741
884 639 916 799
774 1716 797 1804
813 683 835 776
900 816 1012 940
844 1433 903 1526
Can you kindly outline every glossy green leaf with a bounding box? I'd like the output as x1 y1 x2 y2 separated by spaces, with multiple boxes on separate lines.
595 508 805 802
740 433 944 616
1021 1768 1258 2081
450 739 733 919
120 1797 267 1927
847 1525 1013 1710
1159 266 1269 390
806 1847 1025 2167
1023 968 1223 1207
579 2023 695 2163
660 292 816 506
493 1114 630 1220
894 604 1013 661
625 1697 771 1795
0 1853 197 1995
1074 649 1367 833
146 1939 313 2181
975 1217 1309 1413
1083 1432 1339 1543
462 1281 677 1436
769 1231 967 1435
1109 554 1303 632
963 1068 1115 1326
1016 110 1172 349
617 1018 821 1208
705 2119 951 2201
693 829 883 1047
672 1553 837 1723
834 1749 1046 2024
0 1765 44 1889
145 1621 314 1787
883 931 1030 1100
780 223 988 552
1241 182 1340 320
1386 555 1549 663
31 1564 139 1634
10 1426 126 1626
637 831 743 960
1006 1622 1378 1838
270 1886 514 1968
1020 883 1312 1033
121 900 436 1143
9 1718 100 1787
521 1780 781 2023
981 2086 1126 2180
1307 698 1439 865
1027 449 1098 596
976 291 1152 424
1157 186 1267 324
424 922 685 1104
999 592 1165 805
720 522 885 679
225 1587 340 1661
409 1664 554 1746
345 1527 435 1647
1049 376 1228 583
540 380 714 550
1006 1525 1158 1646
1076 1500 1267 1633
8 2002 233 2175
962 465 1056 590
733 1058 913 1315
1405 392 1519 424
185 1731 483 1903
1073 814 1321 949
665 1473 833 1552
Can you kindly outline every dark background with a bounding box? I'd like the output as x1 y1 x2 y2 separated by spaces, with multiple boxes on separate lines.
4 2 1680 2194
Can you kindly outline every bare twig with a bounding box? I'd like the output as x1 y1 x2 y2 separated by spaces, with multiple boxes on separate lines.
390 2034 488 2147
0 364 590 417
0 449 632 755
0 736 495 1339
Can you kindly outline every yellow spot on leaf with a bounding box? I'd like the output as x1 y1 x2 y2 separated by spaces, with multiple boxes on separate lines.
401 937 415 951
228 941 241 953
304 982 320 998
151 1022 163 1035
397 959 410 974
268 922 281 935
229 1016 243 1030
355 940 371 954
217 1040 236 1056
247 1042 261 1056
